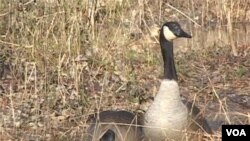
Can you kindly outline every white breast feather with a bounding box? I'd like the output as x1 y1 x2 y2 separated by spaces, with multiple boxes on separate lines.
144 79 188 140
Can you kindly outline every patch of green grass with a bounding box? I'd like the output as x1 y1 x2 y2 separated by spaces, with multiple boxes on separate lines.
235 65 248 77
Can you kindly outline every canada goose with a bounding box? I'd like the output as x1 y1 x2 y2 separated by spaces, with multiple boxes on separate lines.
87 111 144 141
143 22 212 141
87 22 212 141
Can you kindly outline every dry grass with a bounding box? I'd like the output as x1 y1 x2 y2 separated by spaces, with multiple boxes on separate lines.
0 0 249 140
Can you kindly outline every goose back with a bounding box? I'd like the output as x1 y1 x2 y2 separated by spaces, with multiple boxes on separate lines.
183 100 213 134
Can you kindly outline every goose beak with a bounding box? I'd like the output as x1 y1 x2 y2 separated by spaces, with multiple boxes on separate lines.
179 30 192 38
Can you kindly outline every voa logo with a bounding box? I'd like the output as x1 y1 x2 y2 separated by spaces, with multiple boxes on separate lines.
226 129 246 136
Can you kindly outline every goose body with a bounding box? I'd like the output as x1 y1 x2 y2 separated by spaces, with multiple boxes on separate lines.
144 80 188 140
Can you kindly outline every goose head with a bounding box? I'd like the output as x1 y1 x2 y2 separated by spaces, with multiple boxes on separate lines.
161 22 192 41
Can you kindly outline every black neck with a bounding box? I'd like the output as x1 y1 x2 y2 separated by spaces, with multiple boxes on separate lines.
159 30 178 81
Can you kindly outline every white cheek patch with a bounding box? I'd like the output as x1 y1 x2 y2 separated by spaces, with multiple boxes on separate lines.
163 26 177 40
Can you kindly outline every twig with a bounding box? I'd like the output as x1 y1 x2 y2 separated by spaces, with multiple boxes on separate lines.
166 4 201 27
0 40 33 48
202 65 231 124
